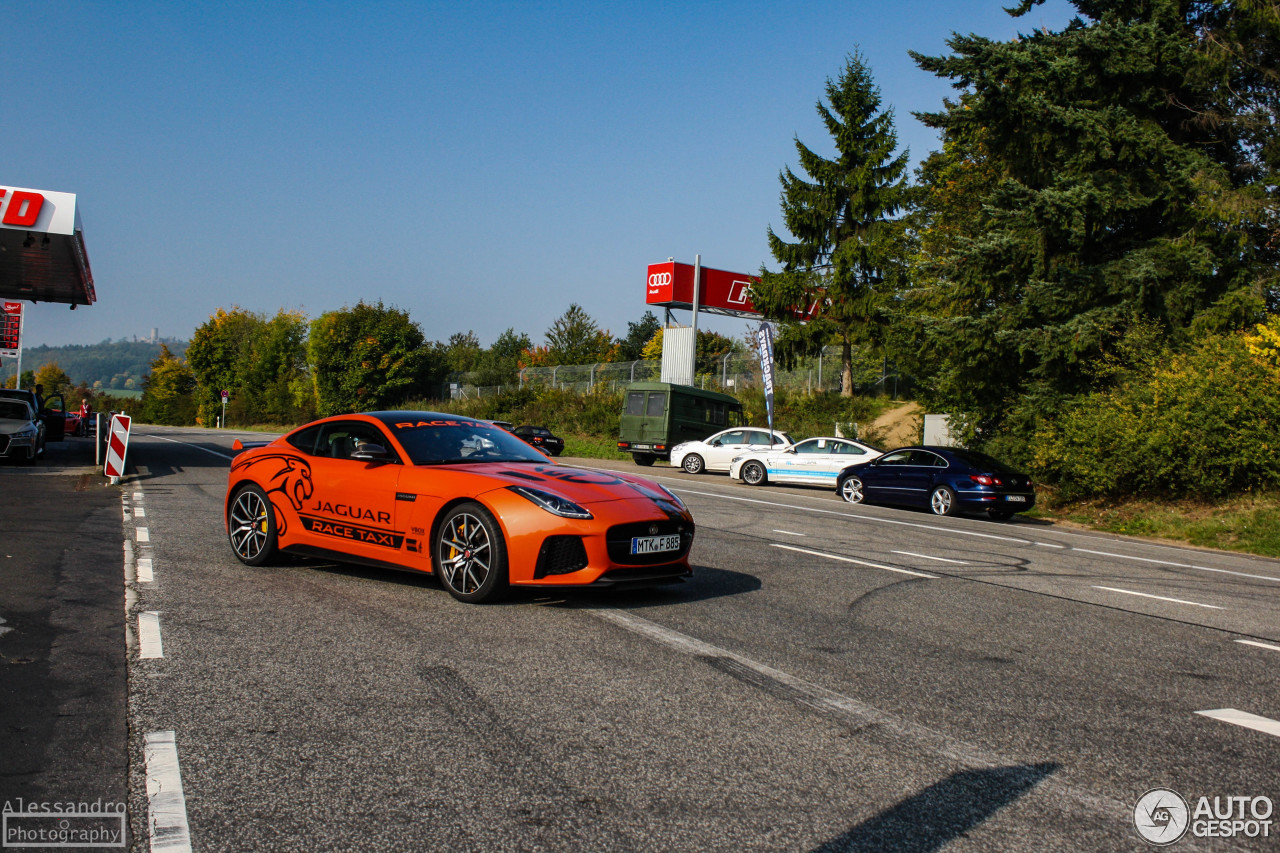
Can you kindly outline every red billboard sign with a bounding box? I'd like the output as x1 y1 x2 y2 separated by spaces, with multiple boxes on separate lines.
645 261 819 321
1 301 21 357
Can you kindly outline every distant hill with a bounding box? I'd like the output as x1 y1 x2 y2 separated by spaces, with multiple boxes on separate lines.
4 340 188 392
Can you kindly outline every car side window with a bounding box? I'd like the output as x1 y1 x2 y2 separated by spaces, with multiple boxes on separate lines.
769 433 789 445
794 440 821 454
645 392 667 418
908 450 947 467
836 443 867 456
287 424 324 455
318 422 396 461
625 392 645 416
880 451 912 466
719 430 746 445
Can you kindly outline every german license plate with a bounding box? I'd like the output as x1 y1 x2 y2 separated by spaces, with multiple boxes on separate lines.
1006 495 1026 503
631 534 681 555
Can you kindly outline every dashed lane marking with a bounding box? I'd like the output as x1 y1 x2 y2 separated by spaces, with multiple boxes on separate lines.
144 730 193 852
1235 639 1280 653
1091 586 1224 610
1195 709 1280 739
892 550 969 565
772 543 938 578
138 611 164 659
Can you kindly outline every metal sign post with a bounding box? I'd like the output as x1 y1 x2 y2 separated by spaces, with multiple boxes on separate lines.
221 389 229 428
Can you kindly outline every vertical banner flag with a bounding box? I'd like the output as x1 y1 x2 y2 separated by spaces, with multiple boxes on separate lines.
1 302 22 359
757 322 776 435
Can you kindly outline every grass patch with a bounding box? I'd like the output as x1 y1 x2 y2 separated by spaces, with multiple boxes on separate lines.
562 434 630 461
1029 489 1280 558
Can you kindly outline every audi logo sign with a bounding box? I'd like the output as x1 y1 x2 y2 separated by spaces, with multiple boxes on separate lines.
645 260 819 322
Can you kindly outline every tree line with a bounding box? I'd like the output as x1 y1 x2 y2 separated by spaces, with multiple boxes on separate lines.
139 303 740 427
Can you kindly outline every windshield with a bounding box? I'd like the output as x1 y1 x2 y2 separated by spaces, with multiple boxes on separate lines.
0 401 30 420
389 418 550 465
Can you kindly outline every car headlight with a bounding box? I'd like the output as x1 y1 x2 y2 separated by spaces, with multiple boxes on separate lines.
672 442 690 452
731 455 745 464
507 486 593 519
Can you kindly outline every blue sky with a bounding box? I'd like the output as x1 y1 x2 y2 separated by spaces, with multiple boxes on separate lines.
8 0 1077 350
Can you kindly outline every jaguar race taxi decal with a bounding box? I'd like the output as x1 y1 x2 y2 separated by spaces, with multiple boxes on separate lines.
229 452 314 536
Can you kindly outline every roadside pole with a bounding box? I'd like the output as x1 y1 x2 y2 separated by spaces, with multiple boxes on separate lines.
689 254 701 382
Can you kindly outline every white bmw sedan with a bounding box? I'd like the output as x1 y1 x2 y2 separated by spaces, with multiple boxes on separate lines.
729 436 882 487
669 427 794 474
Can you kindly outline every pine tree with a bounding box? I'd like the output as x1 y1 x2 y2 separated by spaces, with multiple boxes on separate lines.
752 52 910 396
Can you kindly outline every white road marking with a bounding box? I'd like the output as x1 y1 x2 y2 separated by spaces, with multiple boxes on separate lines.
892 550 969 565
0 616 12 638
1091 586 1224 610
144 433 234 460
772 543 938 578
1034 542 1066 549
138 611 164 659
135 506 146 518
772 529 806 537
660 486 1035 545
136 527 150 543
1195 708 1280 739
137 557 154 584
1235 639 1280 653
1074 547 1280 583
144 730 193 852
133 491 144 501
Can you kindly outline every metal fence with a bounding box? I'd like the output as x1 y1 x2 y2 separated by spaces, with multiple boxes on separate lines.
441 347 904 400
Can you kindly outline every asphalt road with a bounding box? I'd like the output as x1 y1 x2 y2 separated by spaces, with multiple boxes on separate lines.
5 425 1279 851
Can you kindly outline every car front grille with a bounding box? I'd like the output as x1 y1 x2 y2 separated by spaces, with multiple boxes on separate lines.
605 519 694 565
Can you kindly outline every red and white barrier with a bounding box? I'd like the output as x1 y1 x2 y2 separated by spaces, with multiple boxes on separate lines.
104 413 132 480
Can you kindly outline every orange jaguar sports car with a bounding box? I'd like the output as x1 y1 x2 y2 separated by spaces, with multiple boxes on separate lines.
224 412 694 602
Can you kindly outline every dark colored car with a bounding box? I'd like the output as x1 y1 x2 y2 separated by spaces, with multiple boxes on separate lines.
835 445 1035 520
513 425 564 457
0 388 65 445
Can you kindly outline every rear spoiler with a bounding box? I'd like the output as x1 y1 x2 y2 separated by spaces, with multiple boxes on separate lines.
231 438 270 455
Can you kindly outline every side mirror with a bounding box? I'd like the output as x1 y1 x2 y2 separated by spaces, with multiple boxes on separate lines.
709 439 721 447
352 443 392 462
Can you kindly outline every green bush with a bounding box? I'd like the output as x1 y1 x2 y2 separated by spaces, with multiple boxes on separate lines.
1031 331 1280 499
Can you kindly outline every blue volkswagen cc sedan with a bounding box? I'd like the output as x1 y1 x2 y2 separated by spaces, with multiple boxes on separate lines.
835 446 1035 520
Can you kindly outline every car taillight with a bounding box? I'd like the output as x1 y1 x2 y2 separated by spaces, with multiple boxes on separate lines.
970 474 1002 486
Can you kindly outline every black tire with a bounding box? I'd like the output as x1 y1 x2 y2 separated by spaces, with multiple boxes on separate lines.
930 486 958 516
987 510 1013 521
839 476 865 504
742 461 767 486
435 502 509 604
681 453 705 475
632 453 655 467
228 484 279 566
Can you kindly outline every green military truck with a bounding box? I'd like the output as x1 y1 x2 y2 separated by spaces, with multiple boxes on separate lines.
617 382 744 466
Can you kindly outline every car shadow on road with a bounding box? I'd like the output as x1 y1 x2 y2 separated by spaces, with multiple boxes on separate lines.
271 559 760 608
810 762 1059 853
